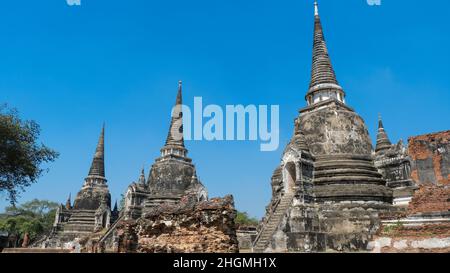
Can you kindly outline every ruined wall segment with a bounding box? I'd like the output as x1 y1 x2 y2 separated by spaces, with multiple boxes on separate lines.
100 195 238 253
368 184 450 253
407 184 450 216
408 130 450 186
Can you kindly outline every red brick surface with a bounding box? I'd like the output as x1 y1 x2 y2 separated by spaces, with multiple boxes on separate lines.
408 130 450 185
407 185 450 215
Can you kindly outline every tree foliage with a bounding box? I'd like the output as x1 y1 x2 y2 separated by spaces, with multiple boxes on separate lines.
235 211 259 227
0 104 59 204
0 199 59 246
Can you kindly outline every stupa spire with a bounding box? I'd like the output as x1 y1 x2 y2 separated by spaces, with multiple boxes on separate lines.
159 81 189 160
164 81 185 147
375 115 393 153
113 200 118 212
65 193 72 210
306 1 345 105
88 124 105 178
138 167 146 185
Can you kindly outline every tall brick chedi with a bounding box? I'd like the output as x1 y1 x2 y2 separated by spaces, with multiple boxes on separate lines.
95 82 237 253
44 126 115 247
254 1 393 252
123 81 208 220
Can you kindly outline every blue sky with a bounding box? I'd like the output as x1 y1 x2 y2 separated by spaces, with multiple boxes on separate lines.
0 0 449 218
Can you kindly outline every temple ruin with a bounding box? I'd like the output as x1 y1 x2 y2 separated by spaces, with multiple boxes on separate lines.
91 82 238 253
40 126 119 248
253 1 416 252
7 1 447 254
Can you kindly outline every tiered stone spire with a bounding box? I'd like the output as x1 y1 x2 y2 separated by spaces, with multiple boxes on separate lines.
65 193 72 210
375 115 393 153
138 167 146 185
113 200 118 212
293 132 310 152
306 1 345 106
88 125 105 177
84 125 107 186
160 81 188 159
292 118 310 152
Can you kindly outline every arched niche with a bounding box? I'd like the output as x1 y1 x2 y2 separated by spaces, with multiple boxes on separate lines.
283 161 297 194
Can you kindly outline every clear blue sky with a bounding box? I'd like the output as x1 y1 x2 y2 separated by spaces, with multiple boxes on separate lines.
1 0 449 218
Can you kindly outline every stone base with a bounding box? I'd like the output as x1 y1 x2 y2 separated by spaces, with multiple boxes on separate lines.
264 201 393 252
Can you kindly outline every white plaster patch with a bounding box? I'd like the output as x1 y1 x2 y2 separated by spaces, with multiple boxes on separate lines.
410 238 450 249
393 240 408 250
366 241 377 251
377 237 392 248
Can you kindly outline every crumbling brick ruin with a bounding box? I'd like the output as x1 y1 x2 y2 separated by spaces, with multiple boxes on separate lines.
24 81 237 253
366 133 450 253
408 131 450 186
369 184 450 253
96 195 238 253
86 82 237 253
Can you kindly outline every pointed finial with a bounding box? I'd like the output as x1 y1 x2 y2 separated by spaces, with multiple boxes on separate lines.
113 200 118 211
375 113 392 153
176 80 183 105
88 125 106 178
162 80 187 150
378 113 384 129
314 0 319 16
139 166 146 184
65 193 72 209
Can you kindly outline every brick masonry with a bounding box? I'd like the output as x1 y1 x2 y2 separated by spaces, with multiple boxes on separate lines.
408 130 450 185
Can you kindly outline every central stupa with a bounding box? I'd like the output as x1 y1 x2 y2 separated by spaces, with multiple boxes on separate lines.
254 1 393 252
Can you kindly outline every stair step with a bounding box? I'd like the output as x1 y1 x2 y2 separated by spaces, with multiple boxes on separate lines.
253 194 295 252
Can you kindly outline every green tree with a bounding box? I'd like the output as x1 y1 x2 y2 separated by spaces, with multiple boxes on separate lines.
0 104 59 204
235 211 259 227
0 199 59 246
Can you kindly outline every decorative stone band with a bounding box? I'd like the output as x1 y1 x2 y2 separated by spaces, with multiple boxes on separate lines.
374 156 410 168
83 175 108 188
307 83 344 95
299 98 354 114
382 216 450 227
160 144 188 159
305 83 346 106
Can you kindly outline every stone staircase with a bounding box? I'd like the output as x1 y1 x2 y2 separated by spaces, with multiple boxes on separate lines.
98 214 125 246
62 210 96 234
253 193 294 252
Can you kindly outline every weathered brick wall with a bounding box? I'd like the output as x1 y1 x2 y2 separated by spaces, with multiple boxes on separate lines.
369 184 450 253
113 195 239 253
370 223 450 253
408 130 450 185
407 185 450 215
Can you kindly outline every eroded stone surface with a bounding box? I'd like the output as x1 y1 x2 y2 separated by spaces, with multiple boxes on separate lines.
99 195 238 253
